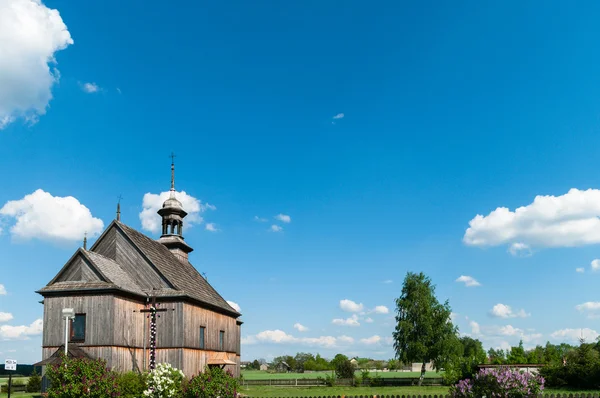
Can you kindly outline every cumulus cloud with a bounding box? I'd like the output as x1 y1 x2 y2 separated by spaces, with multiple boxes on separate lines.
242 329 350 348
360 335 381 345
0 284 5 295
576 267 585 273
373 305 389 314
270 225 283 232
490 304 530 319
274 214 291 223
456 275 481 287
333 113 345 120
0 0 73 129
592 259 600 272
470 321 481 335
226 301 241 313
0 189 103 243
340 299 364 313
332 314 360 327
0 313 13 323
464 189 600 251
205 223 218 232
508 242 532 257
551 328 599 344
0 318 43 340
293 323 308 332
364 317 374 323
139 191 214 233
254 216 267 222
575 302 600 319
80 82 100 93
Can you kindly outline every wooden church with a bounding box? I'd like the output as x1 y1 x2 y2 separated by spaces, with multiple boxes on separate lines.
35 162 242 377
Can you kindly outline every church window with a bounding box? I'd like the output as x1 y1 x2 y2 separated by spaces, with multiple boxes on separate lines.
70 314 86 342
219 330 224 351
200 326 205 349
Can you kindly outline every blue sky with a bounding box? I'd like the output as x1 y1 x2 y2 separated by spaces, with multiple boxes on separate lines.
2 0 600 364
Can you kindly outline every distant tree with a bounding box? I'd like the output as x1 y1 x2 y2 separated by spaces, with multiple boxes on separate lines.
487 347 506 365
387 359 399 370
251 359 260 370
444 337 486 384
330 354 349 371
392 272 459 385
26 368 42 393
294 352 315 372
334 357 355 379
507 340 528 364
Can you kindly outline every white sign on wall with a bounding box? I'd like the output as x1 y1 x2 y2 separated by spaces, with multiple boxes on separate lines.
5 359 17 371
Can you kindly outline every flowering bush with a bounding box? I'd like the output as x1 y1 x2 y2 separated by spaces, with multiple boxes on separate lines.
450 367 545 398
46 354 120 398
143 363 185 398
183 366 238 398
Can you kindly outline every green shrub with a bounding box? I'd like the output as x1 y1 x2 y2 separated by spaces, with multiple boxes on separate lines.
115 371 145 398
27 368 42 392
183 366 238 398
46 354 120 398
450 367 544 398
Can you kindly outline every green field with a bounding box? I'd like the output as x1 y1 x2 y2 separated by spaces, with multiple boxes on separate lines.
241 370 442 380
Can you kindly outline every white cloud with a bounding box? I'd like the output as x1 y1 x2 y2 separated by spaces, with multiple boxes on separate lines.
340 299 364 313
0 313 13 323
139 191 214 233
373 305 389 314
293 323 308 332
550 328 599 344
338 335 354 344
0 0 73 129
499 325 522 336
576 267 585 273
0 318 43 340
464 188 600 251
270 225 283 232
592 259 600 272
333 113 345 120
332 314 360 327
470 321 481 335
0 189 104 243
455 275 481 287
382 280 393 284
254 216 267 222
274 214 291 223
364 317 374 323
508 242 532 257
226 301 241 313
490 303 529 319
80 82 100 93
360 335 381 345
244 329 348 348
205 223 218 232
0 284 5 295
576 302 600 319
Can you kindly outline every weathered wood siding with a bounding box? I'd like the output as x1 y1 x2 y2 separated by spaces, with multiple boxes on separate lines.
54 254 103 283
180 349 240 377
42 295 115 347
113 296 145 347
182 303 238 353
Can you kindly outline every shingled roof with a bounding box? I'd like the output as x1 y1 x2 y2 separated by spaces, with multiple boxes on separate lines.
38 221 240 318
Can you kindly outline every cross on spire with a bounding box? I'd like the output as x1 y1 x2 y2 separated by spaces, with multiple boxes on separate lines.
83 232 87 250
116 195 122 221
170 153 176 192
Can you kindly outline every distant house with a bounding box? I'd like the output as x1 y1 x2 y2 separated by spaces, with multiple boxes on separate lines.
411 362 435 372
259 364 268 371
276 361 292 373
350 358 358 367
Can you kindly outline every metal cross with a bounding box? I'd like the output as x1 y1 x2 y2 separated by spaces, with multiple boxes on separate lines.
117 194 123 204
170 152 176 164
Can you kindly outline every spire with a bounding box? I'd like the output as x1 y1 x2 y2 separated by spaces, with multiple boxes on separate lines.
83 232 87 250
116 195 122 221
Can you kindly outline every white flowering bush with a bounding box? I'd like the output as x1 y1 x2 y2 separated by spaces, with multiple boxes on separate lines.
143 363 185 398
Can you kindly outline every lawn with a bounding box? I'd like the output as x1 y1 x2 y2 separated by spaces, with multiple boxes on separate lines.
241 370 442 380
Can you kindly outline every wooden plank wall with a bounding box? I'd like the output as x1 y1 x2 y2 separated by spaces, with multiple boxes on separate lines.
182 303 238 353
54 254 102 283
42 296 115 348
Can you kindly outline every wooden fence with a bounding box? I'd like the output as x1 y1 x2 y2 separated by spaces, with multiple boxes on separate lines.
241 378 445 387
248 395 600 398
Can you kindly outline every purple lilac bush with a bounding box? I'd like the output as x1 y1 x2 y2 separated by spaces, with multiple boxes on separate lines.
450 367 545 398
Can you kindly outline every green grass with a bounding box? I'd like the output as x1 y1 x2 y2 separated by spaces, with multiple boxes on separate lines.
241 370 442 380
0 393 38 398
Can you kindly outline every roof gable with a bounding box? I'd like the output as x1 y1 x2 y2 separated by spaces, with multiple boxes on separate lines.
50 249 108 284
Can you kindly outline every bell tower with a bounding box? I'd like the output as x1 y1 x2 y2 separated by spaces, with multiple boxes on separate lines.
157 154 193 262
